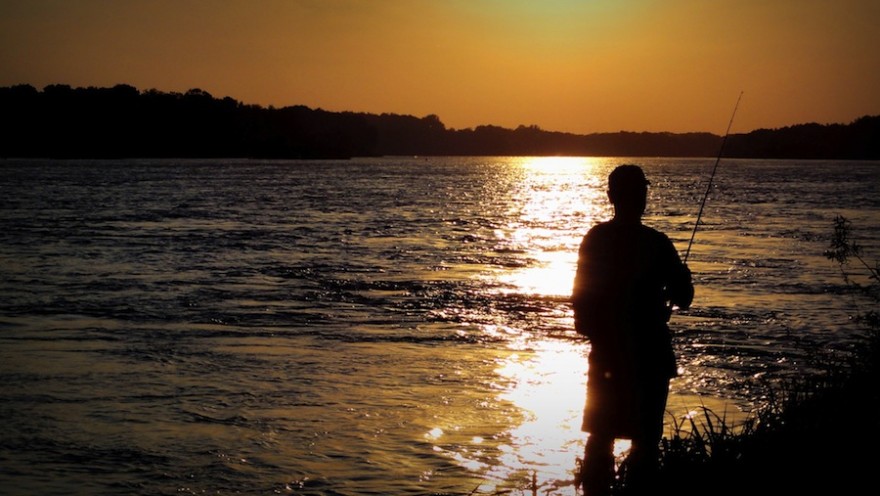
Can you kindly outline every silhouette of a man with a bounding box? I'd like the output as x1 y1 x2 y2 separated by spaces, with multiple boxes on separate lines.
572 165 693 495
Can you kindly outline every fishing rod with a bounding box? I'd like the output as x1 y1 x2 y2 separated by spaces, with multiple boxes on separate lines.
683 91 744 264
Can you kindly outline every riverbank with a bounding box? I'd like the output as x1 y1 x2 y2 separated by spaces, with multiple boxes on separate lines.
647 329 879 496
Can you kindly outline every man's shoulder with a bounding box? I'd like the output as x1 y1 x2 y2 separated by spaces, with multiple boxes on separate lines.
648 225 678 246
583 221 674 249
638 224 669 239
587 221 667 238
586 221 613 235
582 221 617 244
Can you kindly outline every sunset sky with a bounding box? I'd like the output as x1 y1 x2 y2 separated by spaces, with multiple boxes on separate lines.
2 0 878 134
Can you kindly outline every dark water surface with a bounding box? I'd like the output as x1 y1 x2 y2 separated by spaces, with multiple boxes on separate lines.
1 157 878 495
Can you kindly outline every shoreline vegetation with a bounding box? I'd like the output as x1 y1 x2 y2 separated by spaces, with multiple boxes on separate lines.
2 83 879 160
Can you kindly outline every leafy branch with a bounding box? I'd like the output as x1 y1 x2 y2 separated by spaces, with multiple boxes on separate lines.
824 215 879 330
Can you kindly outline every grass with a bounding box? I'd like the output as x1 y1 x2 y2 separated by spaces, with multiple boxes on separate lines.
648 329 879 495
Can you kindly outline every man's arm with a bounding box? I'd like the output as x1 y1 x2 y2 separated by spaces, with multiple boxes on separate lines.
667 243 694 310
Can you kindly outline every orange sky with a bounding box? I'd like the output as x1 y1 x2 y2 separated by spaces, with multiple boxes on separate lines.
1 0 878 134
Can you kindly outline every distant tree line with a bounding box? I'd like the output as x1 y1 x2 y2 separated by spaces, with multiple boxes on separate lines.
0 84 373 159
724 117 880 160
1 84 878 159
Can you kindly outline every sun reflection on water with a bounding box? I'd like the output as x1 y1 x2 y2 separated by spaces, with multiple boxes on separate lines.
497 250 576 298
519 156 606 175
492 157 609 299
427 339 637 495
464 158 615 492
488 341 589 490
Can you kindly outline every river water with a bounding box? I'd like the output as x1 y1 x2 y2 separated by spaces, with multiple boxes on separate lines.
1 157 878 495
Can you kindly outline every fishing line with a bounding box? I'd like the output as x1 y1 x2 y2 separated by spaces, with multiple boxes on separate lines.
683 91 744 264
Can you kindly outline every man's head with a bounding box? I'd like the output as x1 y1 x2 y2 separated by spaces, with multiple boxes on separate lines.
607 164 649 219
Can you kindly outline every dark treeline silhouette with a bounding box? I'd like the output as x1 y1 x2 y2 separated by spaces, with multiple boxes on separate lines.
2 83 878 159
724 116 880 160
0 84 374 159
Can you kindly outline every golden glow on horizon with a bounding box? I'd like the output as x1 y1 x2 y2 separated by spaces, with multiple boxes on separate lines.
521 156 595 175
1 0 877 134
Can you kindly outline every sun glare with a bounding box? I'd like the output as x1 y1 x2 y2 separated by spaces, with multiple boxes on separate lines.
520 156 595 174
492 157 609 298
498 250 575 298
